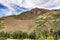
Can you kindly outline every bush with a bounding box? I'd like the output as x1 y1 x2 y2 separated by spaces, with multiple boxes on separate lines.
0 37 6 40
11 31 28 39
0 31 5 37
22 32 28 38
11 31 23 39
29 31 37 39
4 32 11 38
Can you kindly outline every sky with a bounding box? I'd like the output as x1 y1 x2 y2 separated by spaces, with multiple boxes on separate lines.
0 0 60 17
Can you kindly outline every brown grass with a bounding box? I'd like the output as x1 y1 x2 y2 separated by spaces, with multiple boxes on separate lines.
1 17 35 33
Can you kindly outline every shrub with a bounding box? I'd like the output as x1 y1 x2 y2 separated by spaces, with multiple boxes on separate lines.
0 37 6 40
22 32 28 38
29 31 37 39
0 31 5 37
11 31 23 39
4 32 11 38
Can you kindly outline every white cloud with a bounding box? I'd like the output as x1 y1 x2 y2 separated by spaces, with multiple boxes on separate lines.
0 0 60 17
0 0 60 9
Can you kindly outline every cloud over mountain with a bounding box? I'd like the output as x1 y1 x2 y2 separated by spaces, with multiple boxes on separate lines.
0 0 60 17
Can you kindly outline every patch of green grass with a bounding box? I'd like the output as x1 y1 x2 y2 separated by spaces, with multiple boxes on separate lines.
47 36 54 40
13 14 34 20
0 22 4 29
38 36 54 40
38 36 46 40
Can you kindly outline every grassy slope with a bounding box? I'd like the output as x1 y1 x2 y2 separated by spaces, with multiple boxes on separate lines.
0 8 60 33
35 10 60 33
0 8 44 33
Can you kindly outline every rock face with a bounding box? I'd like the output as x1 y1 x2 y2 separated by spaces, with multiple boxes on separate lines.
0 8 60 33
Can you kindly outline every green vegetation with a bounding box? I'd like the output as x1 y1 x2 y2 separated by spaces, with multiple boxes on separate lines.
0 31 37 39
0 8 60 40
0 22 4 29
34 12 60 40
0 31 56 40
0 19 4 29
13 12 35 20
11 31 28 39
28 31 37 39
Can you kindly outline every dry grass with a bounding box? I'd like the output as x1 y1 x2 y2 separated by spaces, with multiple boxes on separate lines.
1 17 35 33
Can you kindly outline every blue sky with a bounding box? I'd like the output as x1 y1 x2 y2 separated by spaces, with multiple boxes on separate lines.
0 0 60 17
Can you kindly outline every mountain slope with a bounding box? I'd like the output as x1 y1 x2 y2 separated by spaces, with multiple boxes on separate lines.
35 10 60 33
0 8 45 32
0 8 60 33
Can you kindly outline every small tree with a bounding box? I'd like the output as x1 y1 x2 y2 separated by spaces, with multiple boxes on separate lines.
22 32 28 38
54 32 58 40
11 31 23 39
29 31 37 39
4 32 11 38
49 28 54 36
42 31 48 39
58 30 60 37
0 31 5 37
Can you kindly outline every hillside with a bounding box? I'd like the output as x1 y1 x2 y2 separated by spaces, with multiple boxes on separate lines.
35 11 60 33
0 8 60 33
